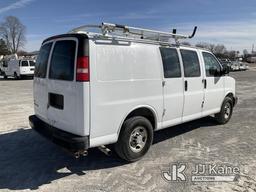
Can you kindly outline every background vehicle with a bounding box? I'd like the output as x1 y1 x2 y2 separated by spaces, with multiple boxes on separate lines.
29 23 237 162
0 57 35 79
230 61 248 71
231 62 240 71
219 60 232 72
239 62 248 71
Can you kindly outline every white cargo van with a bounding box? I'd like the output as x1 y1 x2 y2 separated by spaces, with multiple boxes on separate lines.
29 23 237 161
1 58 35 79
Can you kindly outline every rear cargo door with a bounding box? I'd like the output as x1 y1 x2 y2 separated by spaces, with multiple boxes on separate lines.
46 38 84 135
34 42 53 121
20 60 31 74
29 60 35 73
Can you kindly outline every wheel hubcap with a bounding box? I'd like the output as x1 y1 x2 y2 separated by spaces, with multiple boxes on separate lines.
224 103 231 119
129 126 148 153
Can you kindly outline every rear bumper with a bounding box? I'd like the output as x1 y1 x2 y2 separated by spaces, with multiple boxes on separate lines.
29 115 89 152
20 73 34 76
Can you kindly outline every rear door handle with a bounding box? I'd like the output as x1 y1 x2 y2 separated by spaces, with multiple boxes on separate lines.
184 80 188 91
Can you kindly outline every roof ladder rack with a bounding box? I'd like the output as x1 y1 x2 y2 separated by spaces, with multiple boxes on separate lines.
69 22 197 44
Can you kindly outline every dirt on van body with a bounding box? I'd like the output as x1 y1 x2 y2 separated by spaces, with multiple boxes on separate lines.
0 70 255 192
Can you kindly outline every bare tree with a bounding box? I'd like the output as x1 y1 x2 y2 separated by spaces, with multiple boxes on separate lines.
0 16 26 54
180 41 191 46
195 42 207 49
243 49 248 56
214 44 226 54
196 42 240 59
0 38 10 55
195 42 215 52
213 44 227 58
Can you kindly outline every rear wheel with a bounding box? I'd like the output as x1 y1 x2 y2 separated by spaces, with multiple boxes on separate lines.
3 73 7 79
115 116 153 162
14 72 19 80
215 97 233 124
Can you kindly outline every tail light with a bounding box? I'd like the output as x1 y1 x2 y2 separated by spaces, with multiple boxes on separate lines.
76 56 89 81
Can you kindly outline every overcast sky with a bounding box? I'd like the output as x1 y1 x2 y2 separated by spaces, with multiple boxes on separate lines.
0 0 255 52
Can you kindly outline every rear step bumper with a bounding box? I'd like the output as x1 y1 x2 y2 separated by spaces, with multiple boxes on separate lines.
29 115 89 152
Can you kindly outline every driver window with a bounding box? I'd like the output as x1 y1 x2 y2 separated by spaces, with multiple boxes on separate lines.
203 52 221 77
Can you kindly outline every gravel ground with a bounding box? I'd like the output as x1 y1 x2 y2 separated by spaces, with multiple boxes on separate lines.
0 70 255 192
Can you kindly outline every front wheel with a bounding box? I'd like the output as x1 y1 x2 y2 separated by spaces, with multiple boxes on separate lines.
14 72 19 80
215 97 233 124
115 116 153 162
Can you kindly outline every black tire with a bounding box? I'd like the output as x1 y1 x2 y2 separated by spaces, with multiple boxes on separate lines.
14 72 19 80
215 97 233 124
115 116 153 162
3 73 7 79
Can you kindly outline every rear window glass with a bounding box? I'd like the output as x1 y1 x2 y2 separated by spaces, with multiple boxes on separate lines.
35 43 53 78
21 61 29 66
49 40 76 81
29 61 35 66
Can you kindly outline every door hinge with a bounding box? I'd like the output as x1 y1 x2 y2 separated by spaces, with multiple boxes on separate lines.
162 80 166 87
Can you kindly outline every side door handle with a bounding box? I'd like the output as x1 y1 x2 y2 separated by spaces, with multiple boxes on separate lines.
184 80 188 91
202 79 207 89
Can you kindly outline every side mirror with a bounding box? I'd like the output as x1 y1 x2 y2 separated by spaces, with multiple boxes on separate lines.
221 64 230 75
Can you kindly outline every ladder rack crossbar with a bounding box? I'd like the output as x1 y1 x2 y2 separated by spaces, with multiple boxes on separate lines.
102 22 187 39
68 22 197 44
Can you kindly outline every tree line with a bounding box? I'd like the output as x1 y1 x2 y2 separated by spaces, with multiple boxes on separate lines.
181 42 241 60
0 16 26 55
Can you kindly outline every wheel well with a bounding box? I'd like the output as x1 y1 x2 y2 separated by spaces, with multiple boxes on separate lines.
226 93 235 106
125 107 157 130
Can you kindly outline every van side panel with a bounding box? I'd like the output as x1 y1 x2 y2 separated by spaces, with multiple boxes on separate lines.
5 60 19 76
89 40 163 147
